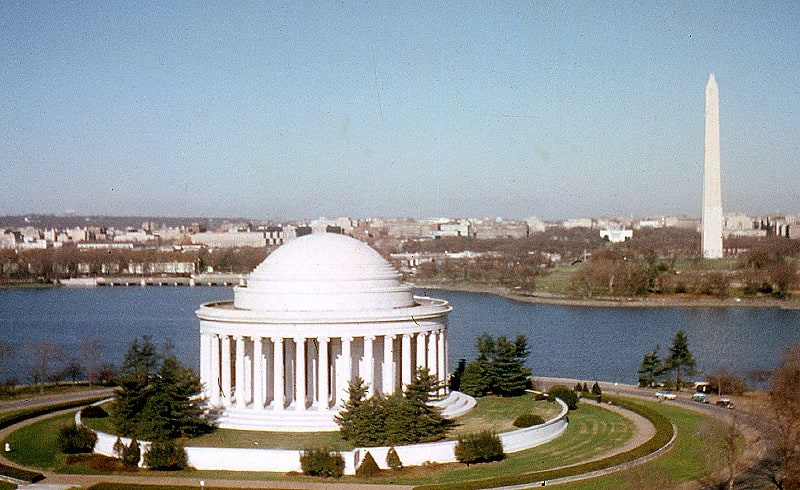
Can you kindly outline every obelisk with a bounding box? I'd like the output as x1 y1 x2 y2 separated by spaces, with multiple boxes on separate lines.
702 74 723 259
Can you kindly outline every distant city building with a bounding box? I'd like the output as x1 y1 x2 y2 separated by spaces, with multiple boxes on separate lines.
600 229 633 243
191 231 269 248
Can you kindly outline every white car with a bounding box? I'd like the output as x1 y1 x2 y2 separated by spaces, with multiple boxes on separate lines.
655 390 677 400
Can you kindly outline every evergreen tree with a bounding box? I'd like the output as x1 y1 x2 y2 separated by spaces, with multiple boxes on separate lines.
140 352 209 439
492 335 531 396
638 345 664 387
404 368 447 442
449 358 466 391
458 358 492 397
666 330 697 390
111 336 159 436
458 333 531 397
111 336 209 440
591 381 602 397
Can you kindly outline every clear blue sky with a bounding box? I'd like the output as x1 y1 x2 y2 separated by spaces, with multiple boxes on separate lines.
1 1 798 220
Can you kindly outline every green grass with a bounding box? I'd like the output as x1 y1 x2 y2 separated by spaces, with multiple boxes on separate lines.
2 411 75 470
0 482 17 490
447 394 562 438
411 402 637 488
536 263 583 294
5 395 735 490
543 399 740 490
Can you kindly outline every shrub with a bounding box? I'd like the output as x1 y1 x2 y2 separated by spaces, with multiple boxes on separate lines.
113 437 125 459
300 447 345 478
386 446 403 470
356 451 380 477
57 424 98 454
121 438 141 467
80 405 109 418
574 382 583 392
454 431 504 465
548 384 578 410
144 439 187 470
591 381 602 397
513 413 545 428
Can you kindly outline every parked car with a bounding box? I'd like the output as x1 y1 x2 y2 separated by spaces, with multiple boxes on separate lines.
692 393 710 403
715 398 735 409
655 390 677 400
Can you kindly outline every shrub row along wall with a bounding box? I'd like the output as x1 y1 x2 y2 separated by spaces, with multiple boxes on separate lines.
82 398 569 475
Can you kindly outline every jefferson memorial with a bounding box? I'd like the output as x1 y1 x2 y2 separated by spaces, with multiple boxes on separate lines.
196 232 460 431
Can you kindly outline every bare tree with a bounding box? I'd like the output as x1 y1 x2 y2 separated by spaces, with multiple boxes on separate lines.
0 340 13 381
80 337 104 385
765 343 800 488
25 341 63 393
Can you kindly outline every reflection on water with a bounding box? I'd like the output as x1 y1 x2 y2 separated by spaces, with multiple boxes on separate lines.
1 287 798 384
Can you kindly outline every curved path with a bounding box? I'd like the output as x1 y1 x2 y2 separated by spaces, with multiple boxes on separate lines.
1 386 667 490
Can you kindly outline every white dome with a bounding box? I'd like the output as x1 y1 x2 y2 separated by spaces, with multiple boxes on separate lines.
233 233 415 312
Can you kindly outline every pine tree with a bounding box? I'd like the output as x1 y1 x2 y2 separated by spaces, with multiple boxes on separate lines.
492 335 531 396
666 330 697 390
111 336 209 440
591 381 602 397
111 336 159 437
638 345 664 387
403 368 447 442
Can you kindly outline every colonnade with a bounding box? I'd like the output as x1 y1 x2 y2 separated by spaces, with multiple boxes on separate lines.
200 329 448 412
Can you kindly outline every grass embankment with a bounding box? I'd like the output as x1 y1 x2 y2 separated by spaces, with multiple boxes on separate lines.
5 395 738 489
555 399 742 489
0 394 107 483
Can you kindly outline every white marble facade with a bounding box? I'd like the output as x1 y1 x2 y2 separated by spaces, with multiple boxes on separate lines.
196 233 452 431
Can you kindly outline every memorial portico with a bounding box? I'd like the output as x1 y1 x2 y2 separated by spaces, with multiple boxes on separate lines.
196 233 454 431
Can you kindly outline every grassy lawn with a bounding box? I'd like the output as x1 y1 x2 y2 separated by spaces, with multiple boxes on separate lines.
447 394 562 438
0 482 17 490
552 399 740 490
2 411 75 470
3 396 736 490
536 264 583 294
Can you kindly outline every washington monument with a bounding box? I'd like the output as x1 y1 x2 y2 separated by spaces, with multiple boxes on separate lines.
702 74 723 259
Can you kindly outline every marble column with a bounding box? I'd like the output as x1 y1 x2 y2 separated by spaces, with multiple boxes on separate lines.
253 337 263 410
210 334 220 405
364 336 374 396
401 333 412 388
427 332 436 379
199 333 209 398
416 332 426 373
295 337 306 411
221 335 232 406
318 337 329 408
338 337 352 407
235 336 245 408
438 329 447 396
383 334 394 395
272 337 284 411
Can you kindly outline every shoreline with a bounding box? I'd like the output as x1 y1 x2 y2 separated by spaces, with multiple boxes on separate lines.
2 278 799 309
414 282 800 309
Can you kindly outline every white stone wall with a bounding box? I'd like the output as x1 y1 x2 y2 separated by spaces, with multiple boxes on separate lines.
81 398 568 475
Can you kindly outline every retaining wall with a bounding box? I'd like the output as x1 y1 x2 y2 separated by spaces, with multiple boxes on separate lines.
80 398 568 475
